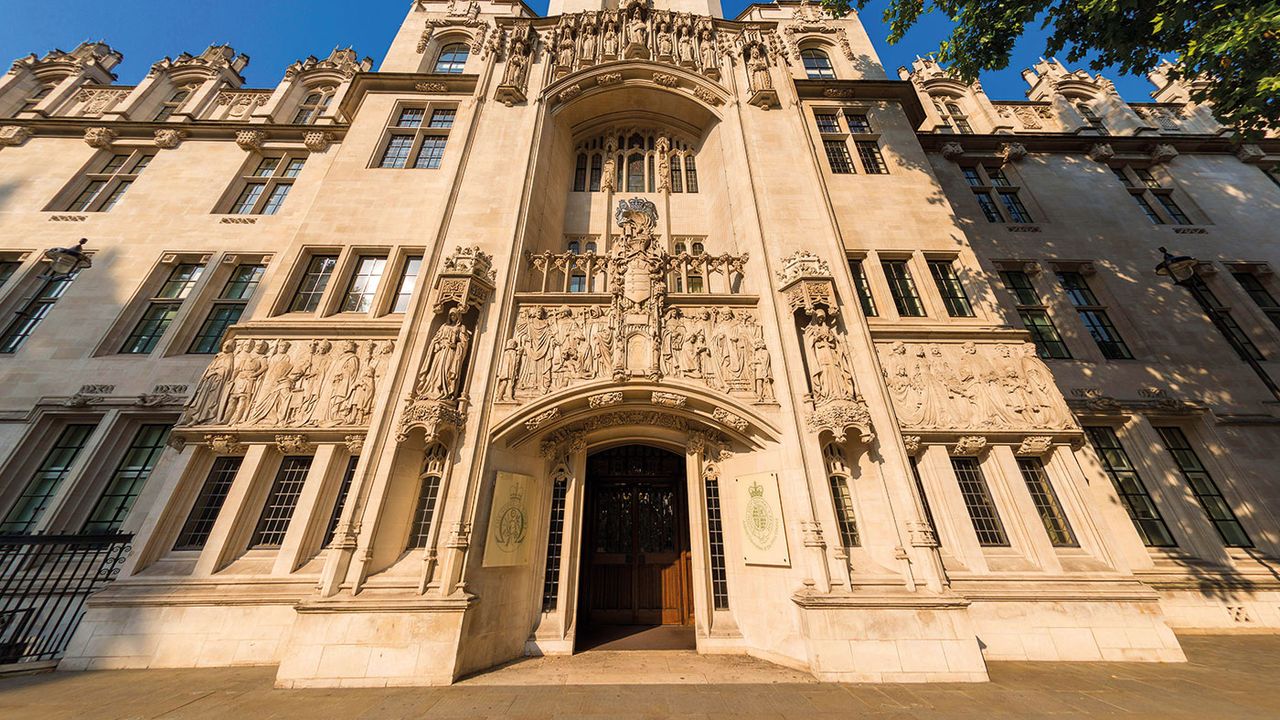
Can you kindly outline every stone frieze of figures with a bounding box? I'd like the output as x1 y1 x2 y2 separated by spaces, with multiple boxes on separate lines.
878 341 1077 431
180 338 395 429
498 303 774 404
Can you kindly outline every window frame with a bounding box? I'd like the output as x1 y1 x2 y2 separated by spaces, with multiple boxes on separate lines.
119 261 207 355
800 47 837 79
950 456 1009 547
1111 164 1198 226
1153 426 1252 548
1055 268 1135 360
217 151 308 216
998 267 1071 359
50 149 155 214
881 257 927 318
434 43 471 74
926 257 975 318
1085 425 1177 548
374 102 456 170
962 163 1035 224
292 87 336 125
187 260 268 354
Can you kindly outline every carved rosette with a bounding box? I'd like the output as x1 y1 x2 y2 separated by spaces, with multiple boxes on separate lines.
0 125 33 147
902 435 922 457
83 127 117 149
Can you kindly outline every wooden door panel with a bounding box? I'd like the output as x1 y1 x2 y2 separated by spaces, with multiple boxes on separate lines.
582 446 693 627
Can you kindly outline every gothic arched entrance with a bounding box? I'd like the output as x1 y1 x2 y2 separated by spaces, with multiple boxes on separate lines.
576 444 693 648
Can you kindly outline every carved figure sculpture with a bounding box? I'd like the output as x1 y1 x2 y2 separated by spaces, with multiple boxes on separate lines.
418 307 473 400
699 30 717 71
752 340 775 402
327 341 363 425
496 339 522 401
604 22 619 56
557 33 575 68
657 23 673 56
803 309 854 403
678 29 695 64
748 46 772 91
502 39 530 88
187 341 236 425
226 341 269 424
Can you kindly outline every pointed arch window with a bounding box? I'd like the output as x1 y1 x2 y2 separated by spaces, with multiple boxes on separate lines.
407 444 449 549
823 443 860 548
684 154 699 193
154 87 192 122
435 43 470 74
573 153 588 192
626 152 645 192
801 48 836 79
293 88 334 125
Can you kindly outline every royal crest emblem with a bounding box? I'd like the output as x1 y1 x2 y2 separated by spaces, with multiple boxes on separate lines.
494 480 528 551
743 480 778 550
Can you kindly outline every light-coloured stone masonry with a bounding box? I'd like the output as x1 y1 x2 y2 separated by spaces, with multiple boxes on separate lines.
0 0 1275 688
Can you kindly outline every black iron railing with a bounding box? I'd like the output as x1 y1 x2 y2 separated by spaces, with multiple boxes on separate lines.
0 533 131 665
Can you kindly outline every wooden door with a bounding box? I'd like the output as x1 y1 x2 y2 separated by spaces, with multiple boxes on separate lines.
582 446 691 626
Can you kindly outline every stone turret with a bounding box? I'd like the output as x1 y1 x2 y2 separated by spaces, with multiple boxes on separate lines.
0 41 123 118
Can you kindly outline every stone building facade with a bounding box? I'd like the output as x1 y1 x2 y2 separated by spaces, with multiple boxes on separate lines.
0 0 1277 686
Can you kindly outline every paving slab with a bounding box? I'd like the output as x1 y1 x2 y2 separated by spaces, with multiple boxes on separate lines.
0 635 1278 718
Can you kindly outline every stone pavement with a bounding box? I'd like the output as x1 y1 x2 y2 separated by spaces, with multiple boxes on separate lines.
1 634 1278 719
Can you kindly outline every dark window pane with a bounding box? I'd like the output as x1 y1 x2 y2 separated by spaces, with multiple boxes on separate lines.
250 457 313 548
82 425 172 533
823 140 853 174
882 260 925 317
0 424 97 533
928 260 974 317
951 457 1008 546
1155 427 1251 547
414 137 447 169
849 259 877 317
290 255 338 313
1017 457 1077 547
1085 426 1176 547
855 141 888 174
174 457 243 550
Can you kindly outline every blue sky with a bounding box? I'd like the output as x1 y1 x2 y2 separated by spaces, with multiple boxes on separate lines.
0 0 1155 101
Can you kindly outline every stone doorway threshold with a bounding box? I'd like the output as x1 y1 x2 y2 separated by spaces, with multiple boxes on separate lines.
576 624 696 651
458 650 816 686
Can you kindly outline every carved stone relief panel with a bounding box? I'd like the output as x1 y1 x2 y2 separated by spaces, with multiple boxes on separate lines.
179 338 396 430
502 198 771 406
878 341 1078 432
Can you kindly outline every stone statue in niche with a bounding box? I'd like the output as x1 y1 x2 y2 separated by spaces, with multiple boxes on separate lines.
399 246 495 446
678 28 695 65
496 339 522 401
581 18 597 62
803 308 855 404
699 30 717 71
178 338 394 430
603 20 619 57
752 340 775 403
879 341 1076 431
657 22 674 57
557 32 576 69
748 46 772 92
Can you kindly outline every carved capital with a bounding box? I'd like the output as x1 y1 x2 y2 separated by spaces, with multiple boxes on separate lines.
205 433 245 455
275 434 313 454
0 125 33 147
83 127 116 149
952 435 988 456
940 141 965 161
1015 436 1054 457
344 434 365 455
433 245 496 313
397 397 464 445
235 129 269 152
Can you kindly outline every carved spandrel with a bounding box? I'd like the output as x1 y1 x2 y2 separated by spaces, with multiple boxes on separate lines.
180 338 395 430
879 341 1078 432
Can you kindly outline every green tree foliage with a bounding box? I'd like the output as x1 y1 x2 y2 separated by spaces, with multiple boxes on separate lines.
821 0 1280 133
